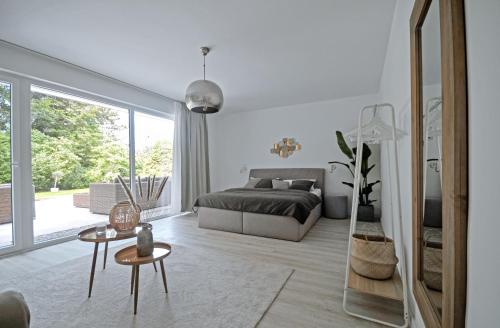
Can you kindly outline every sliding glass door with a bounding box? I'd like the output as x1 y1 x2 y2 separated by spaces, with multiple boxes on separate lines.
0 80 13 248
31 86 131 243
134 112 174 218
0 73 175 253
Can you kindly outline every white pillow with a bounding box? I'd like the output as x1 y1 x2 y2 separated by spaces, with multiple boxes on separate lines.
272 179 290 189
310 188 322 199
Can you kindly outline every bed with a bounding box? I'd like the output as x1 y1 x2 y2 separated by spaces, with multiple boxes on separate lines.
194 168 325 241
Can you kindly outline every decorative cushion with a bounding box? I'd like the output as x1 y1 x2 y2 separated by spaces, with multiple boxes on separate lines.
243 178 261 188
272 179 290 190
255 178 273 188
0 290 30 328
289 180 314 191
285 179 318 189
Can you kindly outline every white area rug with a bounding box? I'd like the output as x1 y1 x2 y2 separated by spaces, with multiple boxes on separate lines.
0 244 293 328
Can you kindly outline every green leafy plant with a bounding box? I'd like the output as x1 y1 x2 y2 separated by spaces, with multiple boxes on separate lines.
0 83 174 191
329 131 380 206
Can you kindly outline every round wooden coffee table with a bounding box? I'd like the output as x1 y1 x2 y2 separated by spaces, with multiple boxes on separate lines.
115 242 172 314
78 224 155 298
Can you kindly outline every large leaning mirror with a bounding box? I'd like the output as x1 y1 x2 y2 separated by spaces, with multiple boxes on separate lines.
410 0 468 327
421 0 443 315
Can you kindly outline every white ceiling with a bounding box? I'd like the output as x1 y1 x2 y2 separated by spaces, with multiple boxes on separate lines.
0 0 396 112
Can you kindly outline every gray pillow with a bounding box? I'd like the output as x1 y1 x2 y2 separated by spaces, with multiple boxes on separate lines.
289 180 314 191
243 178 261 188
272 179 290 190
0 290 30 328
255 179 273 188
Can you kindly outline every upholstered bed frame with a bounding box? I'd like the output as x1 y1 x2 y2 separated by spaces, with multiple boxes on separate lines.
197 168 325 241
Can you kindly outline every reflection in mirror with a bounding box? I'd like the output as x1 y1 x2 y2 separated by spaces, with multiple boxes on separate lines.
421 0 443 316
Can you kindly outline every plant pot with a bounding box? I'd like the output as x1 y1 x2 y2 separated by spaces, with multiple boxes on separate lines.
358 205 375 222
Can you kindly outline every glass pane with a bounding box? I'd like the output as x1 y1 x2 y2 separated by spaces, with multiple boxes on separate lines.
31 86 130 243
134 112 174 220
421 0 443 316
0 81 13 248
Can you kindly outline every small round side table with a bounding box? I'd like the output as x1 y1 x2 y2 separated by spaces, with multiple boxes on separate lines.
114 242 172 314
78 224 141 298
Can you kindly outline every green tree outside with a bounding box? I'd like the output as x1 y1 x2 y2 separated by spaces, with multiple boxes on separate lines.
0 82 11 184
136 140 173 177
0 84 173 192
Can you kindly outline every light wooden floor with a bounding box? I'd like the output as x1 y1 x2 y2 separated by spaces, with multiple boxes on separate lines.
0 214 404 327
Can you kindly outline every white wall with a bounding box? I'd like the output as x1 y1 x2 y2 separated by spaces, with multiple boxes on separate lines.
0 40 176 114
207 94 383 215
379 1 500 327
464 0 500 326
422 84 443 199
378 0 423 326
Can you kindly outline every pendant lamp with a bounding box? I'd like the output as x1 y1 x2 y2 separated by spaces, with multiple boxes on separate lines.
185 47 224 114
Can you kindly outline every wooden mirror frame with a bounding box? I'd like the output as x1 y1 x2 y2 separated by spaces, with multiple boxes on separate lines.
410 0 468 327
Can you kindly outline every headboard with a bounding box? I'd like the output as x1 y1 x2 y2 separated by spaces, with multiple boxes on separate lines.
249 168 326 193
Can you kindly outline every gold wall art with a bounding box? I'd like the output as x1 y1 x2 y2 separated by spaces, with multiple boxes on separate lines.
270 138 301 159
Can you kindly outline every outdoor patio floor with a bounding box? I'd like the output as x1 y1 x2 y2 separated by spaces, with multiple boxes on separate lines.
0 195 173 247
0 195 107 246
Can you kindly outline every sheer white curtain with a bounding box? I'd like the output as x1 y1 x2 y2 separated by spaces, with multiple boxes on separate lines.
171 101 210 213
171 102 183 213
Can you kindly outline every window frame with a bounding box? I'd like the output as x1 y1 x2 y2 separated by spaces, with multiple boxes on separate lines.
0 71 175 255
0 72 24 256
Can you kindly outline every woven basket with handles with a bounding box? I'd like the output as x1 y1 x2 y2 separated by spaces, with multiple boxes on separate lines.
423 240 442 291
351 234 399 280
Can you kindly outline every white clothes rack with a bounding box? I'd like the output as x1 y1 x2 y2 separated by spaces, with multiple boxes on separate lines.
423 97 443 191
342 103 409 328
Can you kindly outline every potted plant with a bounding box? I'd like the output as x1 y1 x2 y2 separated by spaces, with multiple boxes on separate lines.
329 131 380 222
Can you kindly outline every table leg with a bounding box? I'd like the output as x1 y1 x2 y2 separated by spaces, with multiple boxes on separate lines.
134 265 140 315
88 242 99 298
130 265 135 294
160 259 168 293
103 241 108 270
152 261 157 272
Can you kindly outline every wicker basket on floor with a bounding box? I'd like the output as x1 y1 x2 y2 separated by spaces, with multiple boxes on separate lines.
351 234 398 280
423 240 442 291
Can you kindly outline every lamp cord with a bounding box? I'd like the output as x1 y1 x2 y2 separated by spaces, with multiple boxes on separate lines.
203 54 206 80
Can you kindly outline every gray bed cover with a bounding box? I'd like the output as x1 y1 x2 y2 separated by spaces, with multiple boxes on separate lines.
193 188 321 224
